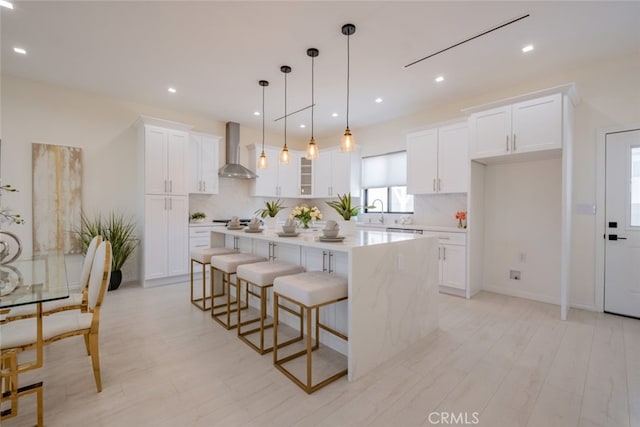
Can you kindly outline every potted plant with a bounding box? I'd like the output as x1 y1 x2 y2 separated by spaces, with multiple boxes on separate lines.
326 193 364 235
78 212 138 291
254 199 286 229
190 211 207 223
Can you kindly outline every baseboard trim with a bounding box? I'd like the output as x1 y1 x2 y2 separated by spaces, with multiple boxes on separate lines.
482 284 560 306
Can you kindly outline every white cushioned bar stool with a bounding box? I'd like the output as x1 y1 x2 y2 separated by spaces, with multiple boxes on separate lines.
273 271 348 394
236 261 305 354
190 247 238 311
210 253 266 329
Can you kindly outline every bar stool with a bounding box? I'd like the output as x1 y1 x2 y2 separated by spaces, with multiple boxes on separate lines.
190 247 238 311
210 253 266 329
236 261 305 354
273 271 348 394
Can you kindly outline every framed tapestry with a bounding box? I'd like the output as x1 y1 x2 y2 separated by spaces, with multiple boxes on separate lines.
32 143 82 254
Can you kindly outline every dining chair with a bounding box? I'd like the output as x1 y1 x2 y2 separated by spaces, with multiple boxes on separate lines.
0 240 112 392
6 235 103 321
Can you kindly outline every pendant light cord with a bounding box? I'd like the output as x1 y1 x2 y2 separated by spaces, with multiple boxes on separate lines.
261 84 265 151
284 71 287 148
311 55 315 138
346 32 350 127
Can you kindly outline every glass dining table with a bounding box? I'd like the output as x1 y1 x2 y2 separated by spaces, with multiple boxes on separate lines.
0 251 69 427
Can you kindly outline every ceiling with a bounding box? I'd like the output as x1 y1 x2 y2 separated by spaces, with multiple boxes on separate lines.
2 1 639 139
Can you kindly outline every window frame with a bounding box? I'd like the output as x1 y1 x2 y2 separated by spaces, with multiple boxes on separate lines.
363 187 414 214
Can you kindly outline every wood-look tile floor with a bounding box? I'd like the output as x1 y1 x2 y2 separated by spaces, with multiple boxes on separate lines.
3 282 638 427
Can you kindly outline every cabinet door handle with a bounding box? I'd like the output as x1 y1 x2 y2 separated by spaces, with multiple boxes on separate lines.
443 247 446 261
438 178 442 192
203 181 206 192
322 250 327 272
433 178 436 192
170 180 173 193
328 252 334 273
506 135 510 152
438 247 441 260
513 134 516 151
272 242 277 260
169 197 173 210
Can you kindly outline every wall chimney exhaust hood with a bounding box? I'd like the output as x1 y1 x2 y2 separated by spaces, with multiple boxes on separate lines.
218 122 257 179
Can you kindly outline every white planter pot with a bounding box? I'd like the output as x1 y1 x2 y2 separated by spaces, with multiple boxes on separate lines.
265 217 278 230
340 218 356 236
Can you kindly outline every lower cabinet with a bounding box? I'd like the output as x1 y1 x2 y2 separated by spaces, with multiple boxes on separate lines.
426 232 467 294
439 243 466 290
144 195 189 281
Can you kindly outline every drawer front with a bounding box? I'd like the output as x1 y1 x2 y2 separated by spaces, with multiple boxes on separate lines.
424 231 466 245
189 226 214 238
189 236 211 250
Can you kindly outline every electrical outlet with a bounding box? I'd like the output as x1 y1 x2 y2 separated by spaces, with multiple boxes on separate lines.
510 270 521 280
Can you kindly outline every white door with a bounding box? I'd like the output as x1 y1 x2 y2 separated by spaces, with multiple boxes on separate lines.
200 135 219 194
144 126 168 195
512 93 562 154
144 195 168 279
330 151 353 196
604 128 640 318
406 129 438 194
166 196 189 276
166 130 189 194
469 105 511 159
313 151 332 197
438 123 468 193
441 244 466 290
277 152 299 197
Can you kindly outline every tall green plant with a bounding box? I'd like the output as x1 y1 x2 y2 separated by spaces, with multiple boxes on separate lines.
254 199 286 218
78 212 138 271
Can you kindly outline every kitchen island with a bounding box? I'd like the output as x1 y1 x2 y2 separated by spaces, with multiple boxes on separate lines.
211 227 439 382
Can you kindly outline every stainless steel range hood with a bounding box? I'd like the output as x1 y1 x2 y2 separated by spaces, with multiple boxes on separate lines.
218 122 257 179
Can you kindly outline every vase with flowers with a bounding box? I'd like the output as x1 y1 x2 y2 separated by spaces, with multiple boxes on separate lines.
455 211 467 229
290 205 322 229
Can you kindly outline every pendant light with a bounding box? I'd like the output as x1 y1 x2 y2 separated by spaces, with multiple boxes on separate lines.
340 23 356 153
257 80 269 169
305 48 320 160
279 65 291 164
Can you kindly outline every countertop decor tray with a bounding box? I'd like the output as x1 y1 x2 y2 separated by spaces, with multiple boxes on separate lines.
277 232 300 237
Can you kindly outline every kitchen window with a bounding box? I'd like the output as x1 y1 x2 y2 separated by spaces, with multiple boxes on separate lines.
361 151 414 213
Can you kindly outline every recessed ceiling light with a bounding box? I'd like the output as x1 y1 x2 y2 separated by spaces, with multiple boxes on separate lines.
435 76 445 83
522 44 534 53
300 124 306 128
0 1 14 10
375 98 383 103
332 113 339 117
253 111 260 116
13 47 26 55
167 87 176 93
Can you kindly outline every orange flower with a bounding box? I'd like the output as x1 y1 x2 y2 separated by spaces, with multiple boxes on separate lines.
455 211 467 220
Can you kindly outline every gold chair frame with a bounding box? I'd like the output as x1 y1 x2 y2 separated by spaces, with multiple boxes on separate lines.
273 292 348 394
236 277 303 354
190 256 224 311
210 265 250 329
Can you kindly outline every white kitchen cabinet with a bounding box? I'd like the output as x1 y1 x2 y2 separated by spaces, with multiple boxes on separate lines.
407 123 468 194
248 145 299 197
189 133 220 194
469 93 562 161
313 147 361 198
144 195 189 280
143 124 189 195
299 157 313 197
440 243 466 290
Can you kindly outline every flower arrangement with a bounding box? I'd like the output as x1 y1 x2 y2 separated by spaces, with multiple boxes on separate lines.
290 205 322 228
455 211 467 229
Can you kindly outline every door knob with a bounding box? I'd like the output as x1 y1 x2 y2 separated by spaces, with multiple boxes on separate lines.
608 234 627 241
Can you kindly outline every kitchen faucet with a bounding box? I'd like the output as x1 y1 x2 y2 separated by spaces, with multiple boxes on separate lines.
371 199 384 223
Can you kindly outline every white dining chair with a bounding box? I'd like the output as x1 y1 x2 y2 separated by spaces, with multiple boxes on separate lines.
0 241 112 392
6 235 103 321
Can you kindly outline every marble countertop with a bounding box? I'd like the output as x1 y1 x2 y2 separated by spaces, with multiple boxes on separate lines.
212 227 430 252
356 222 466 233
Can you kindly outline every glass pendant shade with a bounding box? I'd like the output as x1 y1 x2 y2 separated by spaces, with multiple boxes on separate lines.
306 137 319 160
258 79 269 169
341 127 355 152
280 146 290 164
258 151 268 169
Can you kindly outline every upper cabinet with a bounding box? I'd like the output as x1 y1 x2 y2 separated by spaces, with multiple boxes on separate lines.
469 93 562 161
313 147 361 198
248 145 299 198
407 122 468 195
140 119 190 195
189 132 220 194
299 157 313 197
